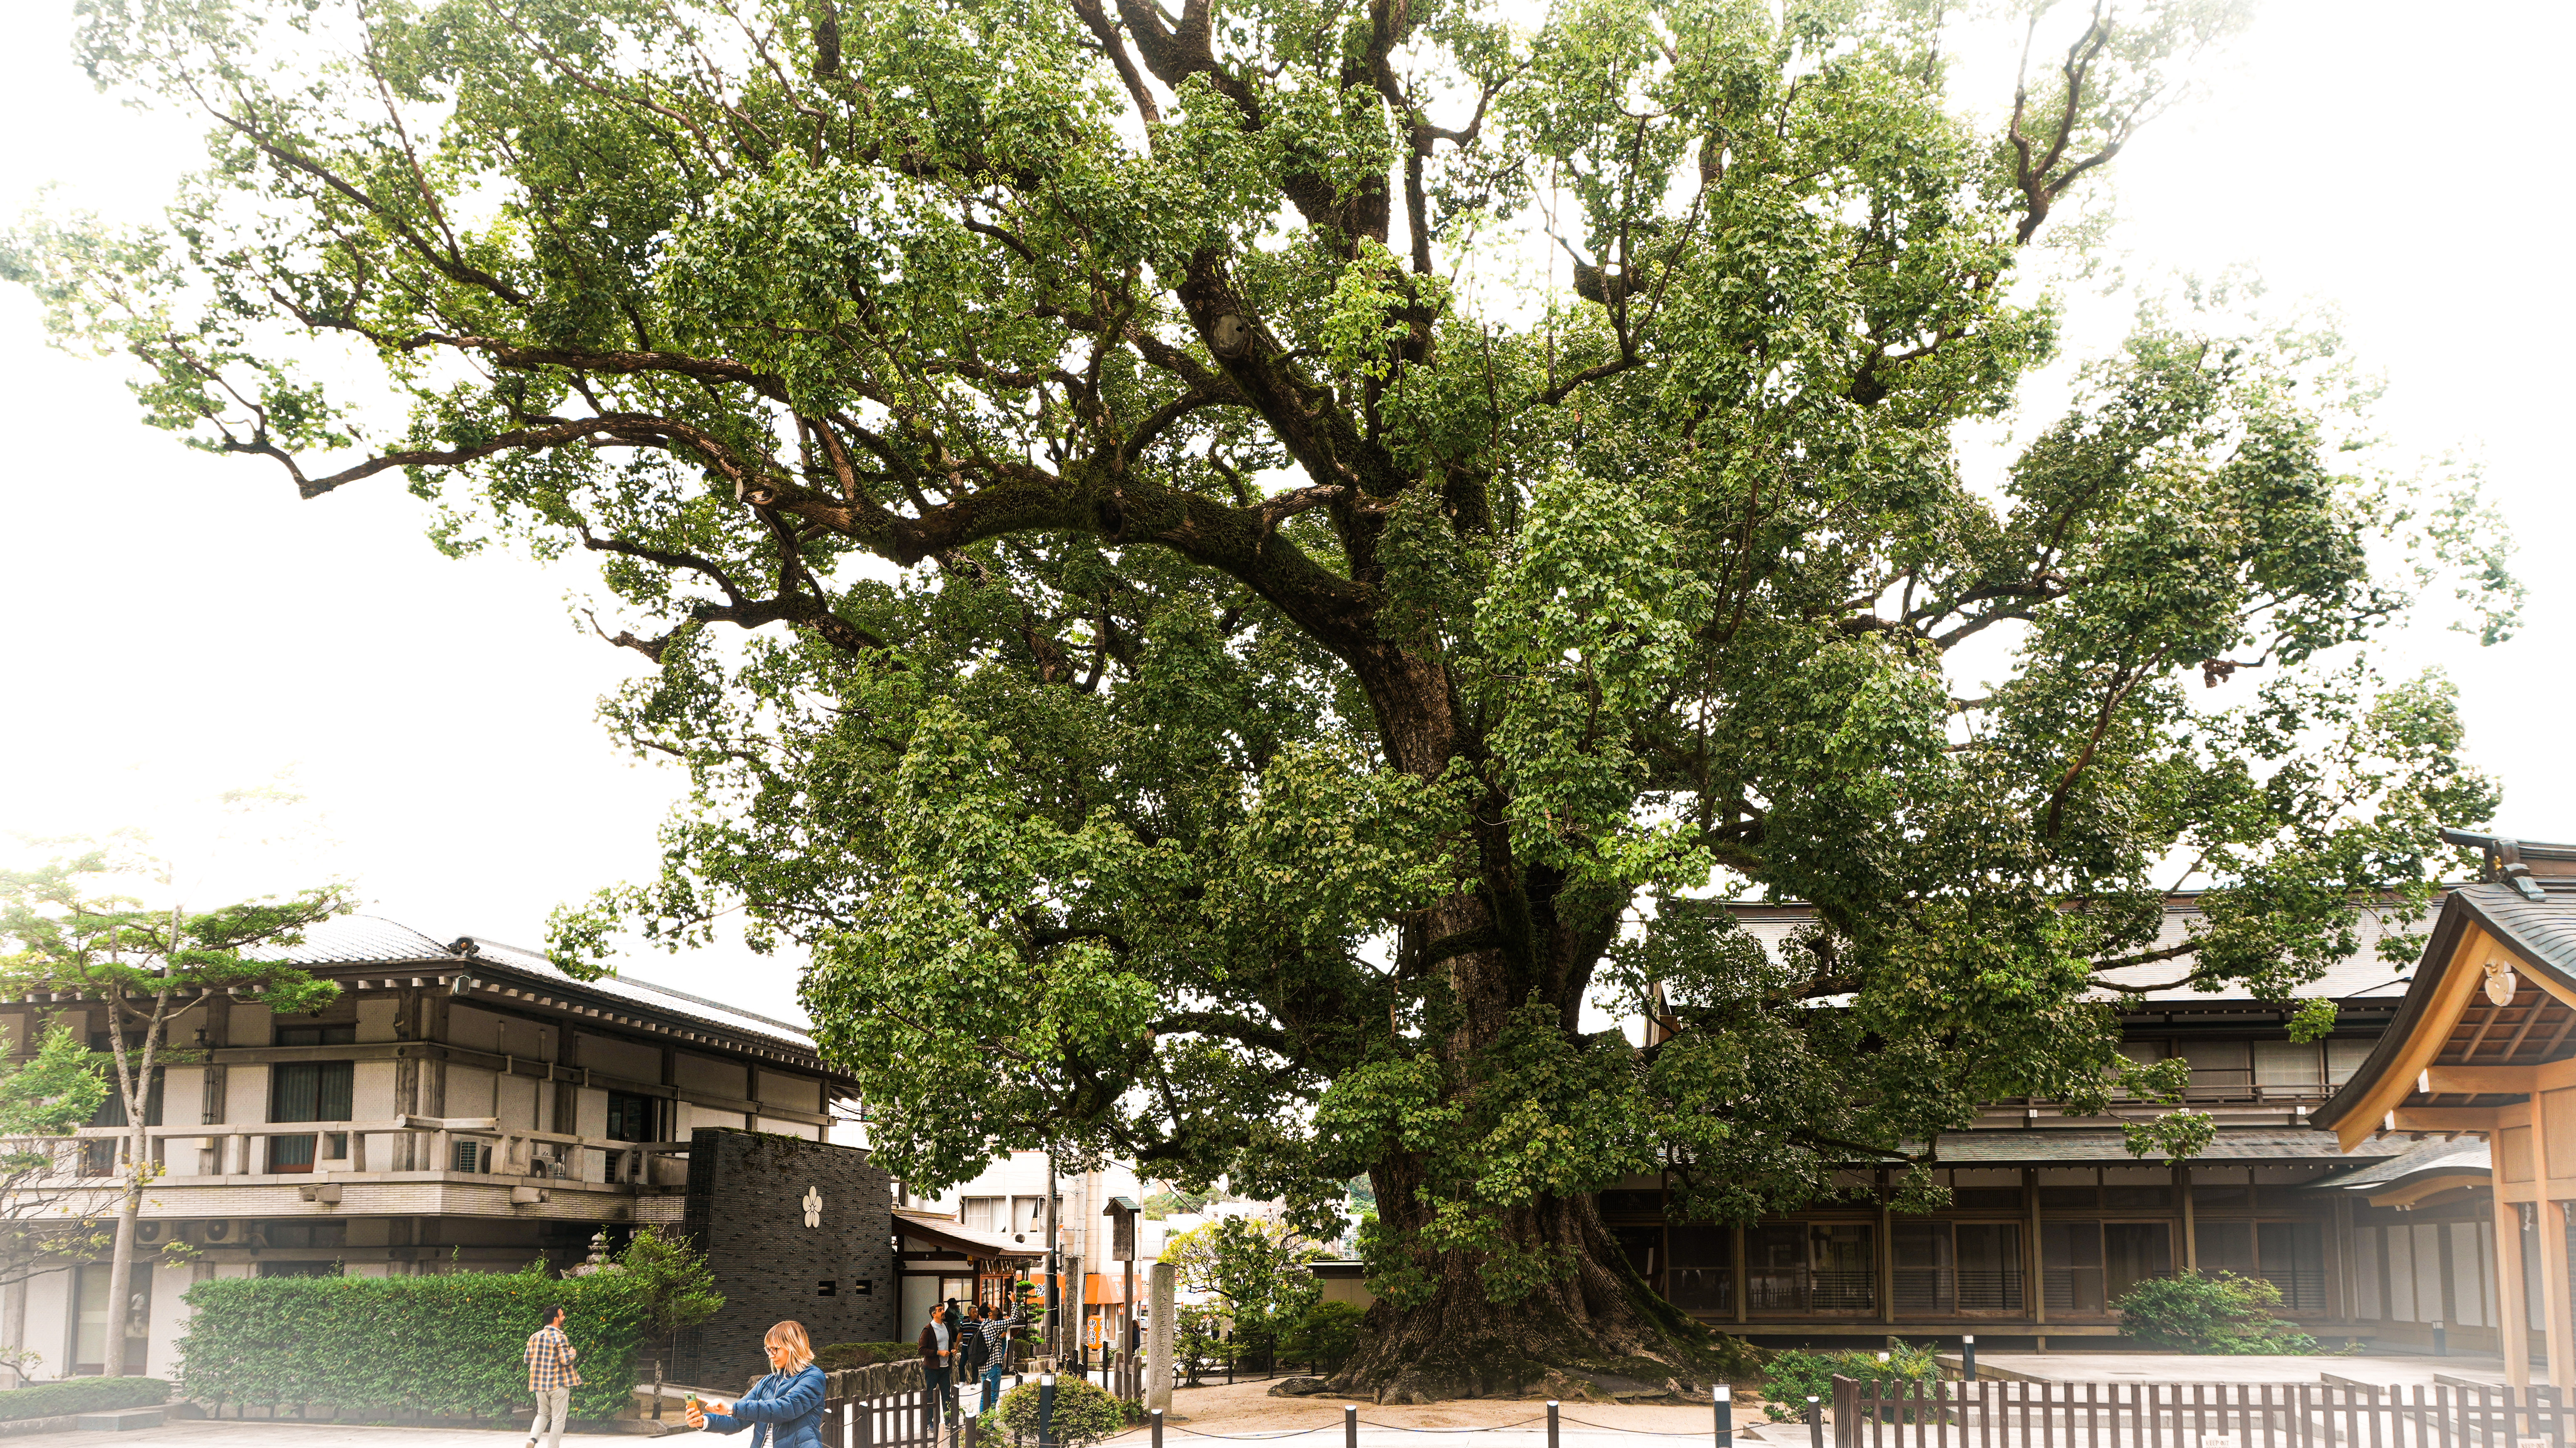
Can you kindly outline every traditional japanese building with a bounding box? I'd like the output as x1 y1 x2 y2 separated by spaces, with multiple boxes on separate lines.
0 916 857 1378
1591 844 2560 1350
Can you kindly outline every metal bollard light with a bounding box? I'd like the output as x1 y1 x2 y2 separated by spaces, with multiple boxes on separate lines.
1961 1335 1975 1382
1347 1403 1360 1448
1038 1374 1057 1448
1152 1408 1164 1448
1714 1384 1733 1448
1807 1395 1823 1448
1548 1399 1561 1448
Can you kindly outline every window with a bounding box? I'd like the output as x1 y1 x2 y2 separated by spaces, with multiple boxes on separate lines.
275 1025 357 1047
1666 1225 1734 1312
961 1198 1004 1233
2202 1220 2323 1312
78 1139 116 1177
1891 1221 2026 1314
2253 1041 2323 1093
1746 1222 1875 1314
2179 1042 2252 1094
92 1071 164 1129
2353 1226 2382 1319
2326 1038 2376 1086
605 1091 659 1144
2045 1220 2171 1315
74 1262 151 1375
258 1220 347 1249
268 1060 353 1173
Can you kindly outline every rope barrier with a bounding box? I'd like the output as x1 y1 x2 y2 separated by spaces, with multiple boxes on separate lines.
1556 1419 1734 1437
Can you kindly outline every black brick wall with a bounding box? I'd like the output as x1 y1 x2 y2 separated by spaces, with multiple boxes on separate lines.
681 1128 896 1386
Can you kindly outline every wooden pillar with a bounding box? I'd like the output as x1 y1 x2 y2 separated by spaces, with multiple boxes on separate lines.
2176 1163 2196 1271
2542 1196 2575 1394
2025 1167 2046 1329
1879 1170 1895 1324
2495 1193 2533 1386
1733 1224 1747 1324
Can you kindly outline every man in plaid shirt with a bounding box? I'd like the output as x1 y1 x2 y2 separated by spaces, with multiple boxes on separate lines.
524 1305 578 1448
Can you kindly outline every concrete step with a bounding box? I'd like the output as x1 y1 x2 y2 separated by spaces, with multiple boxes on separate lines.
73 1406 167 1432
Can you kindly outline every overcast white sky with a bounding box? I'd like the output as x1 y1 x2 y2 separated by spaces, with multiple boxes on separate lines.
0 0 2568 1030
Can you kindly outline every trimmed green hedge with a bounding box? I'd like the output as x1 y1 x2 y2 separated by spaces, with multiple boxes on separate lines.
0 1377 170 1423
818 1342 917 1370
176 1267 652 1420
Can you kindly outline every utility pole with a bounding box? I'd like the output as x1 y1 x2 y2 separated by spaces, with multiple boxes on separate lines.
1045 1148 1061 1362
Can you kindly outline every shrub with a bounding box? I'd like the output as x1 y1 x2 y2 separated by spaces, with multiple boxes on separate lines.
1761 1343 1941 1421
2114 1272 2318 1354
989 1376 1126 1448
176 1264 658 1421
1278 1300 1364 1373
0 1377 169 1423
818 1342 918 1370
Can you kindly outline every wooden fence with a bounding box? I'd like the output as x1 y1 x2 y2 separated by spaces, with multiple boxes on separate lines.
1830 1379 2575 1448
825 1369 951 1448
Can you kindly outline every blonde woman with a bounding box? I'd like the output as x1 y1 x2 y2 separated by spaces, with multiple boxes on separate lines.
686 1320 827 1448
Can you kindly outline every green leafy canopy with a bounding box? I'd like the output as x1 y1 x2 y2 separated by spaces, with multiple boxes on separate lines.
1 0 2520 1357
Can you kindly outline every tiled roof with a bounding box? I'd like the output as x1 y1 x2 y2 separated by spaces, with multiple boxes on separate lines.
2308 1134 2489 1191
2316 879 2576 1134
1706 896 2434 1004
277 915 818 1054
1922 1126 2408 1166
894 1210 1046 1259
2460 879 2576 977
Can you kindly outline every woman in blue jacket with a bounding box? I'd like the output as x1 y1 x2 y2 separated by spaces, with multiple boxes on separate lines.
686 1321 829 1448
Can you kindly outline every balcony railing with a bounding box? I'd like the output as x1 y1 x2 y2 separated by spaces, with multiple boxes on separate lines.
20 1119 691 1188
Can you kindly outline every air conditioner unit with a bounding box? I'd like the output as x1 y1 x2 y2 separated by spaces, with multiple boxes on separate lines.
452 1139 488 1173
135 1222 162 1244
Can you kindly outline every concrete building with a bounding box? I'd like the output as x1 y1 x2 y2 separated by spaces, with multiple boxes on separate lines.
0 916 854 1379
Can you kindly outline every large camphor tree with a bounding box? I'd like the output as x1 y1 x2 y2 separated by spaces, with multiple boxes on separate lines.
7 0 2521 1399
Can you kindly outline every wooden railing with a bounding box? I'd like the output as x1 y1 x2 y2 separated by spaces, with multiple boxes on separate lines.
10 1121 692 1187
1830 1378 2575 1448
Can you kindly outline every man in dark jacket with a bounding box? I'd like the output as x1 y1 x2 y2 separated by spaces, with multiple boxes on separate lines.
918 1302 957 1421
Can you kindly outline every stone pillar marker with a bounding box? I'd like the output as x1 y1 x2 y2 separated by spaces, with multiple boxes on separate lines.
1145 1261 1175 1411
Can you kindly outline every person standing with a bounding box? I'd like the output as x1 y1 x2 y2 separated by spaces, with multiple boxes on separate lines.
686 1320 827 1448
978 1299 1017 1406
917 1301 957 1422
523 1304 579 1448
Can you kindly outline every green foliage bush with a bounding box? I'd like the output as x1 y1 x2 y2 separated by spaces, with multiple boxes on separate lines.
1279 1300 1364 1373
2114 1272 2318 1354
817 1342 917 1371
177 1265 656 1420
1761 1343 1941 1422
990 1376 1126 1447
0 1377 169 1422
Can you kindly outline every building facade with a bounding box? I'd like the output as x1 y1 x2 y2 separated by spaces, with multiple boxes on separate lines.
0 916 856 1379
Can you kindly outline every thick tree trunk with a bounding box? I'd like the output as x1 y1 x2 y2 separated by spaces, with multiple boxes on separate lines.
1325 1184 1738 1403
1314 648 1749 1403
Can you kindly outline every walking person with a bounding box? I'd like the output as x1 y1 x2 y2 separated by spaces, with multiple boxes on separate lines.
957 1302 991 1408
522 1304 580 1448
684 1319 827 1448
919 1300 959 1423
